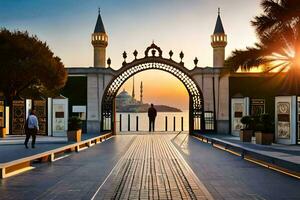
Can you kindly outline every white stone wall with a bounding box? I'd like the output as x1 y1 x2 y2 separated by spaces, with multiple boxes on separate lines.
213 47 225 68
87 73 114 134
192 72 229 133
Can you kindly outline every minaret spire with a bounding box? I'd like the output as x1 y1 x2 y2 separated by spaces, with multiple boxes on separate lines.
132 76 135 100
92 9 108 67
140 81 143 104
211 8 227 67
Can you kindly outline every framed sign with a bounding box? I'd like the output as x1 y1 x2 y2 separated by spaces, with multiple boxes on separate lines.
277 102 290 139
298 97 300 144
0 100 5 128
251 99 265 116
33 100 47 135
12 100 25 135
53 104 65 132
232 102 244 131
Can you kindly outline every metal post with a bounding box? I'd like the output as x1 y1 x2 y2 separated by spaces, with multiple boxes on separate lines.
128 114 130 132
119 114 122 132
136 116 139 132
165 116 168 131
181 117 184 131
173 116 176 131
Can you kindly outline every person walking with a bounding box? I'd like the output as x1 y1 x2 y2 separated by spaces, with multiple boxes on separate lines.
148 104 157 132
24 109 39 149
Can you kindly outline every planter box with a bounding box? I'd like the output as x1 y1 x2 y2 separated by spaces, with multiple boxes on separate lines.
240 130 253 142
255 132 273 145
67 129 82 142
0 128 6 138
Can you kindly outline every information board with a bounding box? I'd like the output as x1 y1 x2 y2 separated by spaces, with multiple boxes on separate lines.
33 99 47 135
0 100 5 128
12 100 25 135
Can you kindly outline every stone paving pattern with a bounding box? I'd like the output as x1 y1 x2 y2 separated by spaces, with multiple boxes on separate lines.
93 135 212 200
0 133 300 200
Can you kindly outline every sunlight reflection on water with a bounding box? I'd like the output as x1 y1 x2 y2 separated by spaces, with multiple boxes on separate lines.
116 111 189 132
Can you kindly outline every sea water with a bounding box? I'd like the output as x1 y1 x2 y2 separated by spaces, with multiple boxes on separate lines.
116 110 189 132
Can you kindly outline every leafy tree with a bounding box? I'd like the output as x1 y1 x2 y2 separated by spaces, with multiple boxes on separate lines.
0 29 67 104
226 0 300 94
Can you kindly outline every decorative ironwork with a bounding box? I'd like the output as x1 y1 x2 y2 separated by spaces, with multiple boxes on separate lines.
107 58 111 67
12 100 25 135
179 51 184 62
102 43 204 132
133 50 138 59
194 57 198 67
33 99 47 135
169 50 174 59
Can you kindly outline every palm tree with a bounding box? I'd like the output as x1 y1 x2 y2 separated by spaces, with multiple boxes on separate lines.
226 0 300 94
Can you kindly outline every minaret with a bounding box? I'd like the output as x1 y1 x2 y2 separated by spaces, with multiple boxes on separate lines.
140 81 143 104
91 8 108 68
211 8 227 67
132 76 135 100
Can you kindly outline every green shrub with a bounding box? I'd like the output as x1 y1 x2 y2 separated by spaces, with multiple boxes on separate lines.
256 113 275 133
68 116 82 131
240 116 254 130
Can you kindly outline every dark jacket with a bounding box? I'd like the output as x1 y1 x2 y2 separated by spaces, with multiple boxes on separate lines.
148 107 157 120
24 118 29 134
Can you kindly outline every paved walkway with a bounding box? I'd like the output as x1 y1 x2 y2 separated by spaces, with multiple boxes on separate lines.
93 135 212 200
0 133 300 200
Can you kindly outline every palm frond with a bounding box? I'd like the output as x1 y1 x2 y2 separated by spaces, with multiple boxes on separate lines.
225 46 270 71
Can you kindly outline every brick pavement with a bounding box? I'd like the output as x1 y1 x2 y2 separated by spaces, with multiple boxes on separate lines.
92 135 212 200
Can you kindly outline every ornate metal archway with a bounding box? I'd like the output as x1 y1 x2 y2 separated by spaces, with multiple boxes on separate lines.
102 43 204 133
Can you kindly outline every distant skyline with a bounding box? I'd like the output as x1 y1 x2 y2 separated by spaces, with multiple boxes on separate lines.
0 0 262 110
120 70 189 110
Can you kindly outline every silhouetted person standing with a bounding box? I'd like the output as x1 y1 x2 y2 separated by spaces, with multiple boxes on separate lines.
148 104 157 132
24 109 39 149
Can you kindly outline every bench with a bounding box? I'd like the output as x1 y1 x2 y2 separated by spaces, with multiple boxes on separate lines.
0 132 113 179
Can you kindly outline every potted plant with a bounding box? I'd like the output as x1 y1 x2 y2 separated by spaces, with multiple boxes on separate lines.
67 116 82 142
255 114 274 145
240 115 254 142
0 127 6 138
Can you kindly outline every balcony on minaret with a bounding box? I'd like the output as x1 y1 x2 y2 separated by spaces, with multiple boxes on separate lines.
92 33 108 46
211 34 227 48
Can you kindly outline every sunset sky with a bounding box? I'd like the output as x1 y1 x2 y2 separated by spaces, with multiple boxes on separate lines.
0 0 262 110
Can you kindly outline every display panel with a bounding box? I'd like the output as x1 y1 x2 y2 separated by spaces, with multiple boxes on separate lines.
12 100 25 135
232 102 244 131
33 100 47 135
297 97 300 144
53 104 65 132
0 100 5 128
277 102 290 139
251 99 265 116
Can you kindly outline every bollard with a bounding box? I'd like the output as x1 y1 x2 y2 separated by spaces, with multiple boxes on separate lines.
165 116 168 131
181 117 183 131
119 114 122 132
136 116 139 131
173 116 176 131
128 114 130 132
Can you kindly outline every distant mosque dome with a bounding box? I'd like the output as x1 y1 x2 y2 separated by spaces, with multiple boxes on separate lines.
116 89 131 99
116 89 133 108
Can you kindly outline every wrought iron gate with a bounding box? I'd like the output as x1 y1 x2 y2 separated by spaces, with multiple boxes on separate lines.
102 43 204 133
